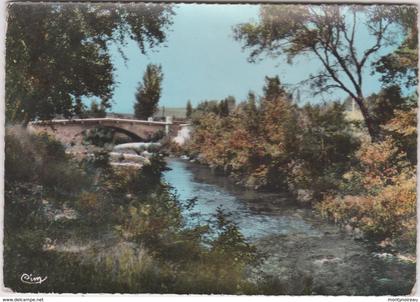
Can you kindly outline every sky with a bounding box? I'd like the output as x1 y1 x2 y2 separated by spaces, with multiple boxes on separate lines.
107 4 401 114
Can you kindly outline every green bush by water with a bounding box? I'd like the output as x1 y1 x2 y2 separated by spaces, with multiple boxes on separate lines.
4 128 281 294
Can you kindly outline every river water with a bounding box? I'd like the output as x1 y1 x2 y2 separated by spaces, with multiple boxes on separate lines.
164 158 416 295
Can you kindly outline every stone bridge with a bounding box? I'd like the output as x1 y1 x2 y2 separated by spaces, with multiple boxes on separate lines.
28 117 178 146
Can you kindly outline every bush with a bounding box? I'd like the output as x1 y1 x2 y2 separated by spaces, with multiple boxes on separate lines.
187 100 358 196
187 92 298 190
5 127 88 194
287 102 360 200
317 137 416 249
82 126 115 147
5 128 264 293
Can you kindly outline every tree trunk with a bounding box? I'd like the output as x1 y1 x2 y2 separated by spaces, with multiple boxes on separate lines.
354 96 380 142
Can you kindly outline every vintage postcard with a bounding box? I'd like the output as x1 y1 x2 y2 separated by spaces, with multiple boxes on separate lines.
2 0 418 297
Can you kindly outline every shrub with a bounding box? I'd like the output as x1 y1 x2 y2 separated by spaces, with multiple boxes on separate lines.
288 102 360 200
5 128 264 293
5 127 88 194
317 137 416 249
82 126 115 147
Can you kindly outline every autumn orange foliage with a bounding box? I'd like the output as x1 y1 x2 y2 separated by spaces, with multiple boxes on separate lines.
186 85 416 250
317 134 416 248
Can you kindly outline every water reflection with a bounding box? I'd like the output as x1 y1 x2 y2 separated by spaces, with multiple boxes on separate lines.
164 159 321 239
163 158 416 295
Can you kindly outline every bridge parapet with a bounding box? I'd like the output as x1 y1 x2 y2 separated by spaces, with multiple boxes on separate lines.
30 117 172 126
29 117 176 145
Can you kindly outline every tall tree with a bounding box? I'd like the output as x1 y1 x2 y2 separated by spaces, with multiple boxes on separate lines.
186 100 193 119
243 91 259 134
6 2 174 124
218 99 229 117
134 64 163 119
234 4 415 141
225 96 236 112
263 76 286 102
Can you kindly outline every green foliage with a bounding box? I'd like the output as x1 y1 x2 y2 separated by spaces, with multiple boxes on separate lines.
218 99 230 117
289 102 360 199
316 94 417 249
134 64 164 119
233 4 416 141
186 69 416 252
6 3 174 124
193 100 220 117
82 125 144 147
367 86 407 128
187 78 357 194
317 137 416 250
106 154 168 195
211 207 258 265
82 126 115 147
5 128 88 194
88 101 107 118
262 76 287 101
374 6 418 88
191 96 236 122
85 149 111 171
186 100 193 119
148 129 165 142
239 91 260 133
4 128 265 293
383 106 417 164
192 100 219 121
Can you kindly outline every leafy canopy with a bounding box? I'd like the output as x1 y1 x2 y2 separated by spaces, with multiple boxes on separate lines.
234 4 416 140
374 6 418 88
6 3 174 124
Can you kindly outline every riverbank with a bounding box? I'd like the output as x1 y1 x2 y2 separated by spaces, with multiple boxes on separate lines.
4 128 263 294
182 79 417 259
164 158 416 295
4 126 415 294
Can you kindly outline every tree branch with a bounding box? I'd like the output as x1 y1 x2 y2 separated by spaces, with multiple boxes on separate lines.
343 10 361 85
359 20 391 69
314 7 360 96
312 45 357 99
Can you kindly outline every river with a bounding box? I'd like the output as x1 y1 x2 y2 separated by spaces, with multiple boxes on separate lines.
164 158 416 295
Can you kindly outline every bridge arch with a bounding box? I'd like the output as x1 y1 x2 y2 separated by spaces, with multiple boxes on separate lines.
28 118 173 146
81 125 145 142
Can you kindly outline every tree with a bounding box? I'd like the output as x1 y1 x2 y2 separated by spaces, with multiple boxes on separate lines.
383 107 417 164
225 96 236 112
234 4 414 141
218 99 229 117
194 99 234 119
262 76 286 102
88 101 107 118
243 92 259 134
260 80 297 156
134 64 163 119
6 2 174 125
73 98 86 118
186 100 193 119
196 100 220 115
367 85 405 127
245 91 257 110
374 6 418 89
291 102 360 198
